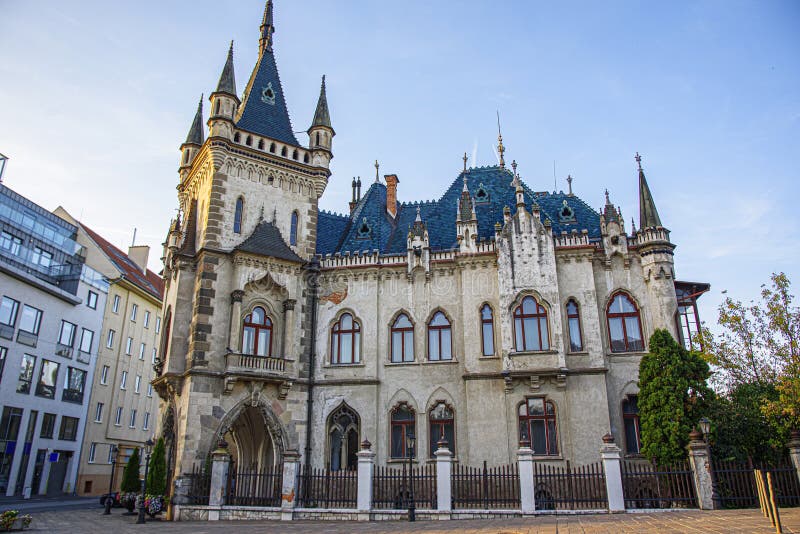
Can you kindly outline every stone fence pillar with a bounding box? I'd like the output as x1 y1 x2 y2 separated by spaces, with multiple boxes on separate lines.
787 430 800 485
281 450 301 521
356 439 376 521
599 433 625 512
517 440 535 514
687 429 715 510
434 438 453 516
208 440 231 521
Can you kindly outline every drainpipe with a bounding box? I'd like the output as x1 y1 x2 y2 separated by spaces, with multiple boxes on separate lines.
303 256 320 472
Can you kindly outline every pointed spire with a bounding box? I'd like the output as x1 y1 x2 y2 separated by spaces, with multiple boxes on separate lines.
259 0 275 53
637 153 663 229
496 111 506 168
185 95 204 145
215 41 237 95
375 160 380 183
567 174 573 196
310 75 332 130
463 152 468 173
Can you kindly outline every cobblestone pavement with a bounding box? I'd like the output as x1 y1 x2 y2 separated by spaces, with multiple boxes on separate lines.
24 507 800 533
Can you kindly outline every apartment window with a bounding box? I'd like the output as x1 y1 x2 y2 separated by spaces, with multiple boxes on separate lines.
143 412 150 431
519 397 559 456
106 330 115 349
0 231 22 255
155 317 161 334
107 445 116 464
58 321 77 347
0 346 6 383
390 402 416 459
63 367 86 403
146 383 153 397
566 299 583 352
125 337 133 355
35 359 60 399
120 371 128 389
94 402 104 423
480 304 495 357
87 291 98 310
0 297 19 327
513 296 550 352
134 375 141 393
623 395 642 455
390 313 414 363
79 328 94 354
607 293 644 353
40 413 56 438
151 348 157 364
31 247 52 268
130 304 138 322
58 416 79 441
427 311 452 361
114 407 122 426
100 365 109 385
112 295 120 313
143 311 150 328
18 305 42 335
129 410 137 428
139 343 145 360
88 443 97 463
17 354 36 394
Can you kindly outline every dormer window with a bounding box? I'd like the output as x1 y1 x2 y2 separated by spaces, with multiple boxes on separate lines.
356 218 371 239
559 200 576 222
475 184 489 203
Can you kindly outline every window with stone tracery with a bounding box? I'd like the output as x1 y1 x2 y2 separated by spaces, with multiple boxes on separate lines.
428 402 455 457
327 404 359 471
390 402 415 459
242 306 273 357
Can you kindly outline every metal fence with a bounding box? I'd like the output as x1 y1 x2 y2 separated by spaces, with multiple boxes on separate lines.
533 461 607 510
621 460 697 509
185 464 210 505
226 463 283 507
763 461 800 507
297 466 358 508
372 463 437 510
451 461 520 509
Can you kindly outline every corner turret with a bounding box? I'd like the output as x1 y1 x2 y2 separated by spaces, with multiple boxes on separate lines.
208 41 239 140
179 96 204 180
308 75 334 169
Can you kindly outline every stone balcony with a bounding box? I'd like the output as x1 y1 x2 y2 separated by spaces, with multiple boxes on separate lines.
223 352 295 398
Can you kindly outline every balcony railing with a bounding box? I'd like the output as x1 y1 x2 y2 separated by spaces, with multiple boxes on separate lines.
225 352 288 374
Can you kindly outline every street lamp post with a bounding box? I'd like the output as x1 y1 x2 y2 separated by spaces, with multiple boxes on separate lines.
136 439 154 525
103 444 118 515
406 431 416 522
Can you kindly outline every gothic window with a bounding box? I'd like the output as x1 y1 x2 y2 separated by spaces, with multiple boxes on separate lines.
390 402 416 459
315 132 320 146
513 296 550 352
428 402 455 457
241 306 273 357
214 100 220 114
157 307 171 373
607 293 644 353
331 313 361 364
622 395 642 454
427 311 452 361
566 299 583 352
480 304 495 356
304 153 309 163
234 132 240 143
281 146 287 157
390 313 414 363
292 149 298 160
233 197 243 234
269 142 276 153
290 211 298 246
518 397 558 456
327 404 360 471
258 139 264 150
246 135 252 146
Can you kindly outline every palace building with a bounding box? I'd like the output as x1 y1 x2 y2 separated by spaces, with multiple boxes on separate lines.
154 1 708 492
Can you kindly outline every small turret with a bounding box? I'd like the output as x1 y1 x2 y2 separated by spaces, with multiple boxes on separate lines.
636 152 662 230
308 75 334 168
456 169 478 254
179 96 204 179
208 41 239 140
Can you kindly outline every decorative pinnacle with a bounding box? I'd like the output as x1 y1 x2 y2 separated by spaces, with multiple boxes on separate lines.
511 159 517 175
259 0 275 53
604 189 610 204
496 111 505 168
374 160 379 182
463 152 468 173
635 151 643 171
415 206 422 221
567 174 573 195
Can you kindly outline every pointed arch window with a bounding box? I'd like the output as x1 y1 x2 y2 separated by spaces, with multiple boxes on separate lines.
241 306 273 357
289 211 298 246
607 293 644 352
391 314 414 363
331 313 361 364
519 397 558 456
327 404 360 471
427 311 452 361
480 304 495 356
513 296 550 351
390 403 415 459
233 132 240 143
428 402 455 457
233 197 243 234
566 299 583 352
315 132 320 146
622 395 642 454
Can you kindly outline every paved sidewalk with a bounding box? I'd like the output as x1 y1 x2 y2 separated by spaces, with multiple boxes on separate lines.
18 507 800 533
0 494 96 513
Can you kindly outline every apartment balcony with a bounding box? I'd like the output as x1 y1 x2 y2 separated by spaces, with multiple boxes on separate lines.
223 352 294 398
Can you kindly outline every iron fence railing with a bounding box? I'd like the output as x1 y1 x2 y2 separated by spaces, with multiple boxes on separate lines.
621 459 697 509
226 463 283 507
451 461 519 509
297 465 357 508
185 464 210 505
533 461 607 510
372 463 437 510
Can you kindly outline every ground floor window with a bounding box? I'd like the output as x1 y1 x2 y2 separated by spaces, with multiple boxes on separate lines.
518 397 559 456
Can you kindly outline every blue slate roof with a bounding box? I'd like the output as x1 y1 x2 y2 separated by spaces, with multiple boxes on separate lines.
235 48 299 146
316 165 601 256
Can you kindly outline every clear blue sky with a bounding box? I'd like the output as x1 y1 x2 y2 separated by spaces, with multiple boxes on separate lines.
1 1 798 328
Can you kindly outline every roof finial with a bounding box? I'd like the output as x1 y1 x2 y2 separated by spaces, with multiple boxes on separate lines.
259 0 275 53
635 151 643 171
374 160 380 182
604 189 610 204
310 74 332 130
463 152 468 173
567 174 573 195
511 159 517 175
415 206 422 221
496 111 505 168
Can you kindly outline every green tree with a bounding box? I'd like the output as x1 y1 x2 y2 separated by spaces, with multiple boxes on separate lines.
120 447 141 493
146 438 167 496
639 329 712 465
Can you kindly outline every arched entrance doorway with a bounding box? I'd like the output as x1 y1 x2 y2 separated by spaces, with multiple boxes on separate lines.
220 405 282 471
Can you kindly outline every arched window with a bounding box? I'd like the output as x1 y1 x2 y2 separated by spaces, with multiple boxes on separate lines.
157 307 172 374
390 403 415 459
427 311 452 361
566 299 583 352
281 146 287 157
513 296 550 351
246 135 252 146
519 397 558 456
390 314 414 363
241 306 273 357
331 313 361 364
214 100 220 115
315 132 320 146
480 304 495 356
233 132 240 143
258 139 264 150
327 404 360 471
233 197 243 234
289 211 298 246
607 293 644 352
269 142 276 153
292 149 298 160
622 395 641 454
303 153 309 163
428 402 454 457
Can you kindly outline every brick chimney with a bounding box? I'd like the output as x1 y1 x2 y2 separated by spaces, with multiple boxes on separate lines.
128 245 150 275
385 174 399 218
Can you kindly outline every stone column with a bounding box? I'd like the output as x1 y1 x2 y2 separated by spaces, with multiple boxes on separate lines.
208 440 231 521
281 450 301 521
282 299 296 359
356 439 376 521
517 440 535 514
787 430 800 485
435 437 453 516
229 290 244 352
687 429 715 510
170 474 192 521
599 433 625 513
